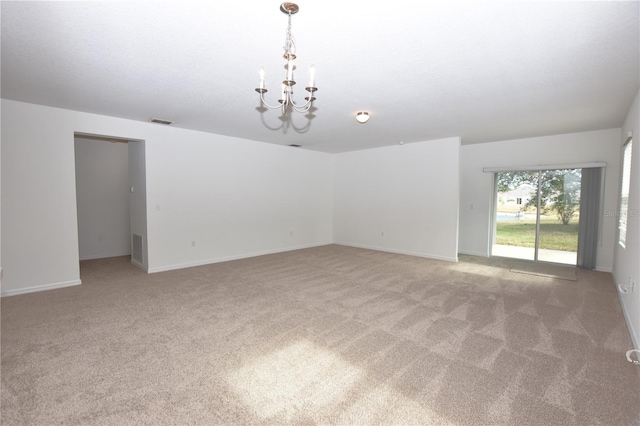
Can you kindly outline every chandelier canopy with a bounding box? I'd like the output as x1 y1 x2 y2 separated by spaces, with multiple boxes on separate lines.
255 3 317 114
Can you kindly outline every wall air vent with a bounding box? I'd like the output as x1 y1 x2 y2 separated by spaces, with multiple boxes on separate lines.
149 118 174 125
132 234 143 263
289 144 302 148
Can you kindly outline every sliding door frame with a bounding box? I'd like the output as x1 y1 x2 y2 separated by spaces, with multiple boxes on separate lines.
486 162 606 265
534 171 542 261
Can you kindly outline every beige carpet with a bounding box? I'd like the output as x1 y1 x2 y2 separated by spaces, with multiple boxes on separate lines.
510 261 577 281
2 245 639 425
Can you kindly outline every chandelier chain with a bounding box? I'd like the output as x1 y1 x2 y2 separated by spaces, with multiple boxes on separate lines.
283 13 296 57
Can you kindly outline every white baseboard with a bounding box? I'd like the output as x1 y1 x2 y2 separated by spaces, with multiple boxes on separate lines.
458 250 490 257
619 293 640 350
147 242 333 273
1 279 82 298
79 252 131 261
333 242 458 262
594 266 613 273
130 259 148 272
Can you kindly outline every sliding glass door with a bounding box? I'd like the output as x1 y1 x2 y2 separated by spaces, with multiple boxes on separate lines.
493 171 538 261
537 169 580 263
493 169 580 265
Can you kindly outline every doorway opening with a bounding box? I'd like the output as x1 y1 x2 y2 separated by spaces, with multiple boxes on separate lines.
492 169 581 265
74 132 148 271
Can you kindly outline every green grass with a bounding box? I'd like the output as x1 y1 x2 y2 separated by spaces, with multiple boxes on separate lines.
496 219 578 252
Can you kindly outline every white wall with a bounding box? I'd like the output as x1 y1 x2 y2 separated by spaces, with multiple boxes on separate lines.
145 131 335 272
334 138 460 262
0 99 2 286
128 140 149 270
459 128 622 272
614 89 640 349
74 137 130 260
1 99 334 295
2 101 82 295
3 94 633 313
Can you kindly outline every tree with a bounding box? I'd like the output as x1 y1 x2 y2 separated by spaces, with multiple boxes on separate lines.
497 169 581 225
496 171 538 193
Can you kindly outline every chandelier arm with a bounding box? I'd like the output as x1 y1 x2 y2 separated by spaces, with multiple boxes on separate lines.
292 104 312 113
259 91 286 110
287 92 310 108
289 98 313 112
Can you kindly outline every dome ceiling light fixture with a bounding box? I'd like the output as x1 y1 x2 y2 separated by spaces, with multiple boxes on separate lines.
356 111 370 124
255 3 317 114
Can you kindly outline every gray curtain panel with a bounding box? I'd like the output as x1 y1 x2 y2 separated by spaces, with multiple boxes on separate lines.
577 167 603 269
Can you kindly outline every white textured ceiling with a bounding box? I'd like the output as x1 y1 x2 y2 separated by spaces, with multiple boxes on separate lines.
1 1 638 153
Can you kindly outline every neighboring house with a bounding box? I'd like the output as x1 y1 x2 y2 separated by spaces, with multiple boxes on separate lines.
498 183 535 207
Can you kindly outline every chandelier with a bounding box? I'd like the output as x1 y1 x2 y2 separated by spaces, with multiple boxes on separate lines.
255 3 317 114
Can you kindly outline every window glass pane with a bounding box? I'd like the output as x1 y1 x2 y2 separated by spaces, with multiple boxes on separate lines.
619 138 633 247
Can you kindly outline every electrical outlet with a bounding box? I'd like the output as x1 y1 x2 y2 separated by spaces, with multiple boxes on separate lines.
191 241 196 247
618 277 636 294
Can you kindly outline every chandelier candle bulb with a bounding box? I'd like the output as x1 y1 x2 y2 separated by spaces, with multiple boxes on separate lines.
309 65 315 87
287 59 294 81
259 68 265 89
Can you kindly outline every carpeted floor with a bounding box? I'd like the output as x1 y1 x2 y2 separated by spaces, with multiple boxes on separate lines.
2 245 639 425
509 260 577 281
